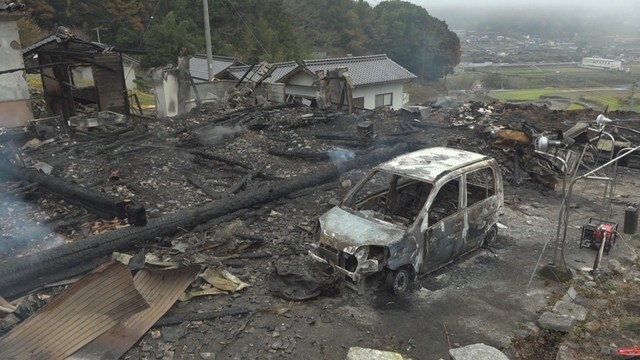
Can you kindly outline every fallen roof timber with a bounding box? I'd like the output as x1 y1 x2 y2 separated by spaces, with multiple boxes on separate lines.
0 158 146 224
0 143 412 299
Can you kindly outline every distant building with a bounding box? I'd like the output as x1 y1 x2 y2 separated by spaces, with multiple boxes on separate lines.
580 57 623 71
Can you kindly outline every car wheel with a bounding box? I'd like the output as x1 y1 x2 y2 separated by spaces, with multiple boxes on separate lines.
385 267 411 295
483 225 498 247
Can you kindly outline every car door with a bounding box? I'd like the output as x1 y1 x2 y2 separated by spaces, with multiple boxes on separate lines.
464 166 500 253
421 176 465 272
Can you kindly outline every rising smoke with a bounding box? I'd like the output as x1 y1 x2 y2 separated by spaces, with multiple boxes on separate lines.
197 125 246 146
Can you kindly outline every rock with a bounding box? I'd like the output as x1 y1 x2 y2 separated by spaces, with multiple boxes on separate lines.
600 346 617 355
553 300 587 321
608 260 625 275
162 323 187 342
341 180 352 188
561 286 577 302
346 347 406 360
556 343 576 360
449 343 509 360
538 312 577 333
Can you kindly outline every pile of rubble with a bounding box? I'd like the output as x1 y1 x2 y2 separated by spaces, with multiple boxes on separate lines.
0 99 639 358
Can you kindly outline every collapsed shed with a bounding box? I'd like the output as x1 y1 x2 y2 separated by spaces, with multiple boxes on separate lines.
22 27 142 120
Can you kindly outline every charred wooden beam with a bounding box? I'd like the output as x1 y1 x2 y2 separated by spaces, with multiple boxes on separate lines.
189 150 252 169
0 159 146 224
187 175 220 199
225 166 264 195
0 143 413 299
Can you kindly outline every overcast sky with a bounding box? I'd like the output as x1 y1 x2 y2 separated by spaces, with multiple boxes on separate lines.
366 0 640 29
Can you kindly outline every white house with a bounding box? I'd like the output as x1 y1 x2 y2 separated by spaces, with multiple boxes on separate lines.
580 57 623 71
276 54 416 110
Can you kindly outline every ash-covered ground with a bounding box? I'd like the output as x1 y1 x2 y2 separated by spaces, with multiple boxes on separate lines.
1 102 640 359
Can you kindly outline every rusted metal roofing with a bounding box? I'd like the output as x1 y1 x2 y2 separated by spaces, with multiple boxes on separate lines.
68 265 200 359
378 147 489 182
0 261 149 359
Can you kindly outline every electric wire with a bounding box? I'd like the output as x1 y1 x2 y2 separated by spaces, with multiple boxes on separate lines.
224 0 273 62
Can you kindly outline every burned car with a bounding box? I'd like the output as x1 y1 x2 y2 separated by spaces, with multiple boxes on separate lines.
310 147 503 294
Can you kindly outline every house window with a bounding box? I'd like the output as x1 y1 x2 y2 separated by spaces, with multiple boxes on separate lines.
352 97 364 109
375 93 393 107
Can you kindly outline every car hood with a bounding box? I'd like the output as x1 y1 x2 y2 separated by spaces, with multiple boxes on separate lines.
318 207 405 254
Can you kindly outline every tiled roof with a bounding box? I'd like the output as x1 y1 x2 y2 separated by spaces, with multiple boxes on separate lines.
300 54 416 86
189 55 241 81
224 61 298 84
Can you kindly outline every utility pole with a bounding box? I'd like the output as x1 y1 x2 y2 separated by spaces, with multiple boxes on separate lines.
203 0 213 81
631 80 637 111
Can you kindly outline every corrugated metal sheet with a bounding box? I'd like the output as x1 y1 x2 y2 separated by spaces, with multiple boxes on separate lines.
0 261 149 359
68 265 200 360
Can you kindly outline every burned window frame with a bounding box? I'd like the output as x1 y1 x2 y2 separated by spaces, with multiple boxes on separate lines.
343 169 433 227
465 166 496 207
427 176 461 225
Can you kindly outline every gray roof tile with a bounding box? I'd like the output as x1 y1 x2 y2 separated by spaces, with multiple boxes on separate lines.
300 54 416 86
189 55 242 81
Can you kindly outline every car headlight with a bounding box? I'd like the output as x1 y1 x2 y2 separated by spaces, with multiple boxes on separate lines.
354 246 369 261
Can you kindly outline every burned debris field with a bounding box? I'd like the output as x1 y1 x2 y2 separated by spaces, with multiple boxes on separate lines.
2 99 640 359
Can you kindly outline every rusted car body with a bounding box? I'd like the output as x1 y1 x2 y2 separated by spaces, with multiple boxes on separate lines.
309 147 504 294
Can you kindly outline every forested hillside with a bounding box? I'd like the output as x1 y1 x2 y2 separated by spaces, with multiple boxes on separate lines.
19 0 460 80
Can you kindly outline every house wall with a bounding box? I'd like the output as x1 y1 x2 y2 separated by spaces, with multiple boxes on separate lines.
353 82 406 110
123 62 137 90
92 53 128 114
283 72 407 110
152 70 180 118
0 16 32 127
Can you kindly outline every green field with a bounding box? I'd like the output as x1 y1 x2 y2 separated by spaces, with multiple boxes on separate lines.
449 63 640 112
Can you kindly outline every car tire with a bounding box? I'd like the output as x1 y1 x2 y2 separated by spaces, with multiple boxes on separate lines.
483 225 498 247
385 267 411 295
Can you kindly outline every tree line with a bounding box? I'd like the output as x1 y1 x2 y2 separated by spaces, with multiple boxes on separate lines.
19 0 460 80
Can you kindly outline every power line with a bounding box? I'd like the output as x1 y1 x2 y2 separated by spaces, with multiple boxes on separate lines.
225 0 273 61
137 0 163 51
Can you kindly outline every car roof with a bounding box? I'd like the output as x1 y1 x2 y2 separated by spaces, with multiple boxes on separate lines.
377 147 490 182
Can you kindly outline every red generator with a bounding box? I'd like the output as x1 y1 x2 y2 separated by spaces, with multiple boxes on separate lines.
580 218 618 255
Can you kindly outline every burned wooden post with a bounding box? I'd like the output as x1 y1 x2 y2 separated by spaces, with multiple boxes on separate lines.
0 158 146 225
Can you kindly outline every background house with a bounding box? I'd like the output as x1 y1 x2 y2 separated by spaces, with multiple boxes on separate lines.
189 55 243 82
277 54 416 110
217 61 298 103
0 9 32 127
